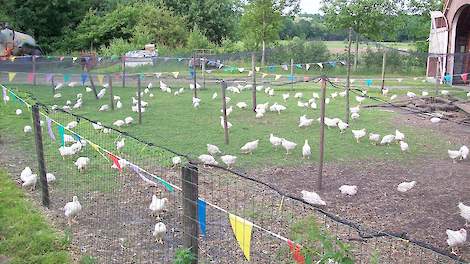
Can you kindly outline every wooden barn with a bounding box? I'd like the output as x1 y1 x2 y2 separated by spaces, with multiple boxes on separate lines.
427 0 470 84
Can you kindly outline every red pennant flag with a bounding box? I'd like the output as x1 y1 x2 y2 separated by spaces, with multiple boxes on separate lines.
461 73 468 82
288 240 305 264
108 153 122 172
27 72 34 83
303 76 310 82
60 56 65 61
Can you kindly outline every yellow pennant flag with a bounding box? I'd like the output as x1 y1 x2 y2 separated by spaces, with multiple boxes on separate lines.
172 72 179 79
262 73 268 79
89 141 108 161
229 214 253 261
10 56 16 62
8 72 16 82
275 74 282 81
97 75 104 85
255 66 260 72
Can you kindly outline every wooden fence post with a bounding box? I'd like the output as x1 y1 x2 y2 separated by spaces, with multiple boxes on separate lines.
32 104 50 208
32 55 37 86
201 57 206 90
380 51 387 91
108 74 114 111
318 77 327 190
345 27 352 124
122 56 126 88
252 52 257 112
182 163 199 263
85 65 98 99
137 75 142 125
51 76 55 96
193 53 198 98
221 80 229 145
435 58 440 97
354 34 359 71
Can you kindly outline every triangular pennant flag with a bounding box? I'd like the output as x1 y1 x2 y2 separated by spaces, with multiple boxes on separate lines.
177 58 184 62
81 73 88 85
27 72 34 83
461 73 468 82
89 141 108 161
72 133 81 142
255 67 260 72
8 72 16 82
444 74 452 84
238 68 245 73
198 199 207 237
282 64 289 71
108 153 122 172
248 70 253 77
97 74 104 85
58 124 65 146
287 240 306 264
45 74 53 82
334 77 339 83
139 74 145 81
155 72 162 78
288 75 295 82
305 64 311 71
10 56 16 62
351 79 356 83
130 163 174 192
115 73 121 81
59 56 65 61
262 73 268 79
172 72 179 79
47 118 55 141
295 64 302 69
330 61 337 67
97 57 103 62
63 74 70 83
72 57 78 62
268 65 275 72
397 78 403 83
229 214 253 261
365 79 373 87
317 63 323 69
303 76 310 82
205 70 212 74
9 91 17 103
275 75 282 81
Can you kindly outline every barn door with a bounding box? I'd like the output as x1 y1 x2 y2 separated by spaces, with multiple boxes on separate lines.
427 11 448 78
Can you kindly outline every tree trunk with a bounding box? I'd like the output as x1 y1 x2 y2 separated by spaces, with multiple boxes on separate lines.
354 34 359 71
262 40 266 67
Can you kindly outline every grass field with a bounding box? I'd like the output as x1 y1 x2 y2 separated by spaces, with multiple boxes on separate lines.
4 79 464 171
0 169 70 263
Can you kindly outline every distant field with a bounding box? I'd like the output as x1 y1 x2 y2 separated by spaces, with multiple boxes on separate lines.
323 40 416 53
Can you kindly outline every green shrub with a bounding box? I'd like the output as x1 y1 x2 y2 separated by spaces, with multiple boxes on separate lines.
173 248 196 264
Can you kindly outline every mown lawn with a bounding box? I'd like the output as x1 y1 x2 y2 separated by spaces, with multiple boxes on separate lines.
0 169 70 264
4 79 461 170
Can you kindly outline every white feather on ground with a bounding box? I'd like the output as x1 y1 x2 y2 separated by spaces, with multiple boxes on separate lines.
397 181 416 193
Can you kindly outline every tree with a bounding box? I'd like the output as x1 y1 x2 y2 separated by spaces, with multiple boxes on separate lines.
321 0 399 70
240 0 284 65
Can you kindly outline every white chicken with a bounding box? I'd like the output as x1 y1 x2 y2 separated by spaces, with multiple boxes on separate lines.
221 155 237 169
16 109 22 115
422 91 429 96
97 89 106 99
85 87 92 92
23 125 32 133
99 104 109 111
406 91 417 98
198 154 218 166
369 133 380 144
46 173 56 183
351 129 366 143
116 138 125 150
299 115 314 128
390 94 397 101
430 117 441 123
302 140 311 159
460 145 469 160
212 92 217 100
53 93 62 98
172 156 182 166
124 116 134 125
219 116 232 129
458 202 470 227
351 113 360 120
22 173 37 191
338 121 349 133
395 130 405 141
399 141 409 152
149 195 168 220
446 229 467 255
294 92 303 99
240 140 259 154
339 185 358 196
397 181 416 193
269 103 286 114
281 138 297 155
207 144 221 156
355 96 366 104
116 101 122 109
74 157 90 172
20 167 33 182
448 150 462 163
55 83 63 90
269 134 282 149
282 93 290 101
350 106 360 114
441 90 450 95
380 135 395 145
301 190 326 206
153 222 167 244
64 196 82 226
113 120 125 127
236 102 248 109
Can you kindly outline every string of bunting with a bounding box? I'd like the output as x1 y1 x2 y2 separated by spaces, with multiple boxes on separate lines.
2 85 305 263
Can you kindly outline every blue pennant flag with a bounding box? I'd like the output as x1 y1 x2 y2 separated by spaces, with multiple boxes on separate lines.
330 61 337 68
63 74 71 83
58 125 65 146
81 73 88 85
268 65 275 72
72 133 81 142
287 75 295 82
365 79 373 87
198 199 207 237
444 74 452 84
189 70 195 78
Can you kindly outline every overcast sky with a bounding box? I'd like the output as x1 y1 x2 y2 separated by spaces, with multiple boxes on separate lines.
300 0 322 14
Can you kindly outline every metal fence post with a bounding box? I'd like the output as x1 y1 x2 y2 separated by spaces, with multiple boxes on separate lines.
182 163 199 263
202 57 206 90
122 56 126 88
345 27 352 124
381 51 387 91
193 53 198 98
252 52 257 112
32 104 50 208
109 74 114 111
137 75 142 125
318 77 327 190
290 58 294 91
221 80 229 145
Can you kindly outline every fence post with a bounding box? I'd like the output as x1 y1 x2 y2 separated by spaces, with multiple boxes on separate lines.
201 57 206 90
221 80 229 145
380 51 387 91
354 34 359 71
290 58 294 91
85 65 98 99
345 27 352 124
435 58 440 97
318 77 327 190
122 56 126 88
193 53 198 98
51 76 55 96
137 75 142 125
252 52 257 112
32 55 37 86
108 74 114 111
182 163 199 263
32 104 50 208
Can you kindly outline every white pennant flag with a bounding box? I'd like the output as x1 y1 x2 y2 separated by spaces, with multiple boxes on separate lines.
172 72 179 79
238 68 245 73
262 73 268 79
282 64 288 71
275 75 282 80
317 63 323 69
397 78 403 83
248 71 253 77
206 70 212 74
255 67 260 72
154 72 162 78
306 64 311 71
